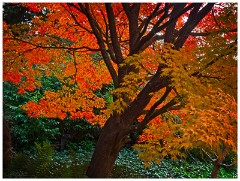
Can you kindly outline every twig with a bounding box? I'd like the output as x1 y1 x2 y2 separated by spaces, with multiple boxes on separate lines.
201 148 216 162
185 149 198 162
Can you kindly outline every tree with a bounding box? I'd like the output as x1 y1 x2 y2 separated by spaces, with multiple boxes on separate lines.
3 3 237 177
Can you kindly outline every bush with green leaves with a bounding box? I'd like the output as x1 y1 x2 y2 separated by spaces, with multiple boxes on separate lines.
3 76 114 151
3 81 61 151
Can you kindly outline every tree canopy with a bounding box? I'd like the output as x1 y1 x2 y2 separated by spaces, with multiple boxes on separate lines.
3 3 237 178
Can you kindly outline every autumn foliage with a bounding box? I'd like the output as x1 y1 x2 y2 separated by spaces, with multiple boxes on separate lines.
3 3 237 178
3 3 113 127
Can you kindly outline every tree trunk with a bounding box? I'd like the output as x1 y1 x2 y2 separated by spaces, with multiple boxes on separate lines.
86 116 127 178
3 119 12 171
60 134 71 152
210 162 221 178
86 71 170 178
210 147 228 178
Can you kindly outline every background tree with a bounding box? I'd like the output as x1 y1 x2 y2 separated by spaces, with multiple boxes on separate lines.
3 3 237 177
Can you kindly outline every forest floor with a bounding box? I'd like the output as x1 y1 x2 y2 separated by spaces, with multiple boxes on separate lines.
4 141 238 178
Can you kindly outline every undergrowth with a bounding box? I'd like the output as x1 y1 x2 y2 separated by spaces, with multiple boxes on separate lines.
4 141 237 178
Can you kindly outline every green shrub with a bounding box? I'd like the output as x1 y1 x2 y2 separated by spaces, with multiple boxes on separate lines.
3 81 61 152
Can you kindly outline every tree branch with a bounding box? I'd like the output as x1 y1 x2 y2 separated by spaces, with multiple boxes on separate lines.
122 3 140 54
99 9 118 64
219 162 235 167
137 87 172 132
148 96 179 121
105 3 123 63
201 148 216 162
174 3 214 49
135 3 196 53
120 69 170 129
78 3 118 87
137 3 162 42
164 3 187 43
64 3 93 34
8 37 100 51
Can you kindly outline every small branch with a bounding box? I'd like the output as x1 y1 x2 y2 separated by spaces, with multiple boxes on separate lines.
139 34 164 52
72 50 78 83
137 3 162 41
137 87 173 132
211 9 221 30
138 17 156 27
185 149 198 162
196 74 224 81
168 105 182 111
213 152 218 158
64 3 93 34
135 3 196 53
100 9 117 64
190 32 210 36
219 162 235 167
211 10 235 38
3 3 22 7
149 96 179 120
99 10 118 64
190 28 237 37
8 37 100 52
201 148 216 162
191 41 236 77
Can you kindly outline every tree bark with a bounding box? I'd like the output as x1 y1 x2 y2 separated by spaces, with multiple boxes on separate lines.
211 162 221 178
86 116 127 178
3 119 12 171
86 75 171 178
210 147 228 178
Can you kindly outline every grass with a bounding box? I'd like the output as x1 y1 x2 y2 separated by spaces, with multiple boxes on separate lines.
5 142 238 178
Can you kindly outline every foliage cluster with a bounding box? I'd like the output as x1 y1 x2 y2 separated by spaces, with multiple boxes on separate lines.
3 81 60 151
3 80 105 152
